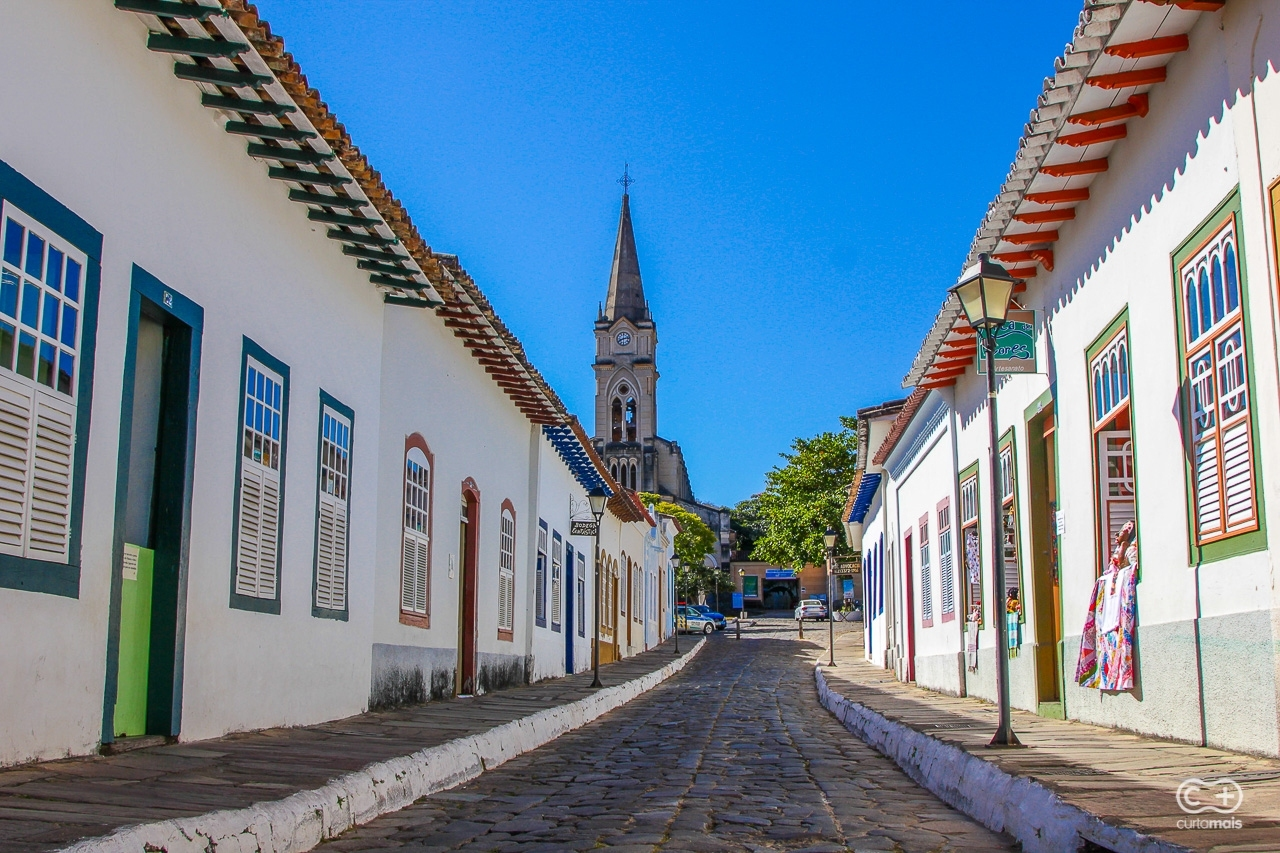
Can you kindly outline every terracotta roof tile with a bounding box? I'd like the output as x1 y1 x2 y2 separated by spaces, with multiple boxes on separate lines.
871 388 928 467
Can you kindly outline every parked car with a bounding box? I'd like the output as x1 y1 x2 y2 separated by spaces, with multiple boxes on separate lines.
688 603 728 630
676 605 716 634
794 599 829 621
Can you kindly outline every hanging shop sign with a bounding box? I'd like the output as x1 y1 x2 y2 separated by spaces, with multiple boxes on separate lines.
831 554 861 575
978 310 1040 374
570 519 599 537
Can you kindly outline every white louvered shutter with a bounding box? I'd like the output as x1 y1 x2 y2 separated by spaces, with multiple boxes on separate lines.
0 208 86 564
919 526 932 624
236 359 284 600
498 509 515 632
0 380 33 553
1097 431 1136 552
551 536 562 627
314 406 351 612
938 505 955 618
27 398 73 560
401 445 430 616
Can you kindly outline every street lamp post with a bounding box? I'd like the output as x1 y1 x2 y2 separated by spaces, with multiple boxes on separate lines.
587 487 608 689
949 253 1022 748
671 556 681 655
824 527 838 667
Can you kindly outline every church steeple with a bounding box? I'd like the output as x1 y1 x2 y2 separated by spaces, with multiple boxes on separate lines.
603 191 650 324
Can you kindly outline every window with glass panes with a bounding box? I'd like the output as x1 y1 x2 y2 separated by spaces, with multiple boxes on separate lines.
938 499 955 621
577 551 586 637
313 401 351 614
1089 323 1136 573
535 521 547 627
1179 216 1258 544
918 514 932 627
233 355 286 604
0 206 84 563
497 507 515 636
960 471 982 626
401 445 430 617
551 530 563 631
999 442 1021 603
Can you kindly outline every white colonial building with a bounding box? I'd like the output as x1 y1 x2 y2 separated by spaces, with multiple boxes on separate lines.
0 0 672 768
853 0 1280 756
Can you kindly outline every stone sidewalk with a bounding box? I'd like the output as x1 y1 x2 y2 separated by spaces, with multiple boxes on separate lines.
0 640 697 853
817 632 1280 853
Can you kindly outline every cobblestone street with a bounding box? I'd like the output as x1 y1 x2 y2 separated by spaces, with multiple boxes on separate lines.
324 619 1013 852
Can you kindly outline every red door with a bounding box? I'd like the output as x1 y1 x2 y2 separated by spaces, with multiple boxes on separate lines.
458 485 480 695
903 530 916 682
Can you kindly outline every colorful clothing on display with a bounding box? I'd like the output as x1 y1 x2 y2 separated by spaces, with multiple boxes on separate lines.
1074 551 1137 690
1006 610 1021 656
966 619 980 671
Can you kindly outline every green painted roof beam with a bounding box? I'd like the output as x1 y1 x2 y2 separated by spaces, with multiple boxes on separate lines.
307 209 380 228
201 93 295 117
288 189 367 209
148 33 245 57
342 244 405 264
225 120 315 142
356 259 415 276
268 167 350 187
174 62 270 88
384 293 442 309
328 228 395 247
370 274 428 290
116 0 223 20
246 142 330 165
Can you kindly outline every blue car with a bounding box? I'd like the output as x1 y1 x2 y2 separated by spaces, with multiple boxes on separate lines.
689 604 728 630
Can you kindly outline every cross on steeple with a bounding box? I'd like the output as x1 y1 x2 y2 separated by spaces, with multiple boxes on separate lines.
617 163 635 195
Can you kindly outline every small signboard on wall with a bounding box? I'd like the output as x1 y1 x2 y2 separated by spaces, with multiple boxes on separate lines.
570 520 599 537
978 310 1040 374
831 554 861 575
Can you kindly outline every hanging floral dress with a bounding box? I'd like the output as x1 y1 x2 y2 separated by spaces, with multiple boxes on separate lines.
1074 544 1137 690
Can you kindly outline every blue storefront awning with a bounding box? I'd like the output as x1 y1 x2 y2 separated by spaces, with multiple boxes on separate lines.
542 425 612 496
847 472 882 524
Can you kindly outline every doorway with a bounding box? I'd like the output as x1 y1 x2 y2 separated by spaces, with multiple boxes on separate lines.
565 543 575 674
456 482 479 695
1028 405 1063 717
105 270 202 745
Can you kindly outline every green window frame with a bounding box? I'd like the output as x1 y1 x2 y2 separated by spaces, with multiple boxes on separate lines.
229 337 290 614
1170 189 1267 563
998 429 1025 622
0 159 101 598
312 390 352 620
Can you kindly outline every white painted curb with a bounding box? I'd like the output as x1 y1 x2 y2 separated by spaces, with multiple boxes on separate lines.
814 666 1191 853
63 641 705 853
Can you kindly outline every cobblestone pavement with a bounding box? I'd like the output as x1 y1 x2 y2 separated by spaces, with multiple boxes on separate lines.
324 619 1014 852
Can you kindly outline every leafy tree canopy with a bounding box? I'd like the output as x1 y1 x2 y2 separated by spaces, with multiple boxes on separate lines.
638 493 719 596
729 493 767 558
748 415 858 570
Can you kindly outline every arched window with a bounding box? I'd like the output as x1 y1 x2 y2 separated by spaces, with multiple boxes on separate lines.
497 505 515 635
1185 276 1200 343
401 444 431 617
1198 267 1212 335
610 398 622 442
1225 241 1240 312
630 462 638 491
625 397 637 441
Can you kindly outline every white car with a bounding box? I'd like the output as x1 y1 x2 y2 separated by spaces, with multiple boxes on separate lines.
676 605 716 634
794 599 829 621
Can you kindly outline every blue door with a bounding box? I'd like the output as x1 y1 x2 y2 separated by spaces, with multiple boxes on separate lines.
565 543 575 673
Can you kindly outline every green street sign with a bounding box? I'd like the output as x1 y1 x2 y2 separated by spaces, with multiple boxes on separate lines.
978 309 1038 374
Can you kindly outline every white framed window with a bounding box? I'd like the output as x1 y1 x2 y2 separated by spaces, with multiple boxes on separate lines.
918 515 932 627
960 472 982 625
234 354 286 603
400 444 430 617
1180 218 1256 543
314 401 351 614
577 551 586 638
498 506 515 635
0 206 85 563
938 500 955 620
535 521 547 627
551 530 563 631
1097 432 1135 552
999 444 1020 594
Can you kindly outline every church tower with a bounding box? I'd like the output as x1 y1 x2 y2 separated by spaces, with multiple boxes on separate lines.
593 189 659 493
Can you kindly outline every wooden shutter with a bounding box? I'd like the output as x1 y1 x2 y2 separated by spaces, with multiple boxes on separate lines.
315 494 347 610
1096 431 1135 555
918 519 932 626
0 380 33 554
938 502 954 619
551 535 562 627
401 531 428 615
498 509 515 632
236 465 280 598
27 398 73 561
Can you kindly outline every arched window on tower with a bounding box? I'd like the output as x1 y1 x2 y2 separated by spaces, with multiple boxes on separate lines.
625 397 637 442
611 398 622 442
630 462 638 491
610 461 618 482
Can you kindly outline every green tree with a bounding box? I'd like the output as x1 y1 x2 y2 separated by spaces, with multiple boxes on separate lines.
638 493 718 597
749 416 858 569
730 493 767 557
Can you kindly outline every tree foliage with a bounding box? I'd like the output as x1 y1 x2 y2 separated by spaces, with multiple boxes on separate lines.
748 416 859 570
638 493 719 597
729 493 767 558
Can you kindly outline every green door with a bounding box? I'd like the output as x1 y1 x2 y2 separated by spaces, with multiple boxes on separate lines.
114 543 154 737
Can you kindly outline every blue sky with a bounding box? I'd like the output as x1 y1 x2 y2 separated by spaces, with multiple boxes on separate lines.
256 0 1083 508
